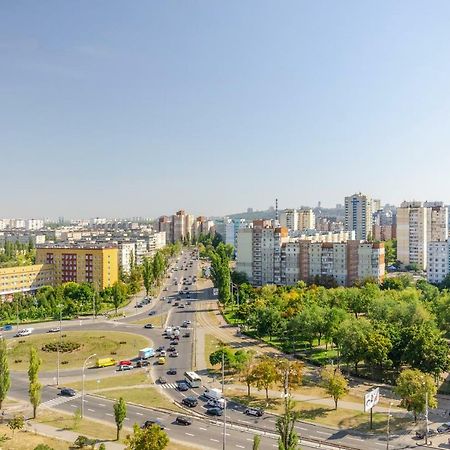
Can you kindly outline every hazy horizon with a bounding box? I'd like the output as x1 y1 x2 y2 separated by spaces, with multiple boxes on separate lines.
2 1 450 218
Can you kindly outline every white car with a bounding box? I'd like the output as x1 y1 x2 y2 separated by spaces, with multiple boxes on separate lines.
48 327 61 333
16 328 33 337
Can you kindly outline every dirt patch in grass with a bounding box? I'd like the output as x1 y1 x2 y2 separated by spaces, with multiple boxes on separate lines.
8 331 150 372
100 387 184 412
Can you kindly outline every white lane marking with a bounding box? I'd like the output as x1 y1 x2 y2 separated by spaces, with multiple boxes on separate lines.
136 412 143 416
236 446 245 449
106 413 113 417
70 404 77 408
87 409 95 412
98 403 105 407
210 439 219 442
347 437 365 442
124 417 130 421
185 432 195 436
165 427 171 431
316 431 329 436
296 426 307 431
199 427 207 431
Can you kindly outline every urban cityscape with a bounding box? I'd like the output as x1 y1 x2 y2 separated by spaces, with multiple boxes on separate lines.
2 2 450 450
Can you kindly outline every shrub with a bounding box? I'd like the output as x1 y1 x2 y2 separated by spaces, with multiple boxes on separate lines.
42 341 81 353
73 435 97 448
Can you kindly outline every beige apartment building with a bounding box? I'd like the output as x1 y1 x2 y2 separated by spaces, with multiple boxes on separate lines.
397 201 448 270
279 209 298 231
298 208 315 230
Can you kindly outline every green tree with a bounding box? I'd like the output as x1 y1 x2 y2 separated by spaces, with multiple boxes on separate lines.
28 347 42 419
113 397 127 441
252 357 281 402
142 257 154 296
252 435 261 450
394 369 437 422
98 444 106 450
0 338 10 410
238 350 256 397
209 346 235 371
8 414 24 436
125 423 169 450
111 281 127 314
276 398 300 450
321 365 349 409
277 359 304 396
152 252 166 286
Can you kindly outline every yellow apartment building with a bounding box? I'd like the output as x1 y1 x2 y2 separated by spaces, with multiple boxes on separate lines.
0 264 55 300
36 245 119 290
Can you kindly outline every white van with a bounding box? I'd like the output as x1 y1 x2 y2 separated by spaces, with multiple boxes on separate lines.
203 388 223 401
16 328 34 337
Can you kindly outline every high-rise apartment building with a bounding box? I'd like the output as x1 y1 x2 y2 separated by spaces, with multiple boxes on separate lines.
397 201 448 270
298 208 315 230
279 209 299 231
159 210 198 243
427 241 449 284
344 193 373 240
36 245 119 289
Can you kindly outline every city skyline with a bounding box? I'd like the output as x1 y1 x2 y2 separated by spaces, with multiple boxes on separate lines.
3 1 450 217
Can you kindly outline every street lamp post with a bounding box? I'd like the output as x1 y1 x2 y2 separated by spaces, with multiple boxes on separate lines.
15 301 19 332
81 353 96 418
222 349 226 450
56 304 63 387
425 391 429 445
386 402 393 450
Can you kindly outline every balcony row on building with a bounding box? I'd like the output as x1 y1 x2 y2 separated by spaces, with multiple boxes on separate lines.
236 221 385 287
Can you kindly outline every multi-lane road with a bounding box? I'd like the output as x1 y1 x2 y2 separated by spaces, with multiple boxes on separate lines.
3 250 429 449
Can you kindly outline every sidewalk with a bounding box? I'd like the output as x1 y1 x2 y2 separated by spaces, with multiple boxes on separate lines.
26 421 125 449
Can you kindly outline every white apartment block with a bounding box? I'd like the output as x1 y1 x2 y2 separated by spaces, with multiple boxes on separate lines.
26 219 44 230
280 209 299 231
397 201 448 271
119 242 136 274
236 228 253 282
148 231 166 253
427 241 450 284
214 218 236 246
344 193 373 240
298 208 315 230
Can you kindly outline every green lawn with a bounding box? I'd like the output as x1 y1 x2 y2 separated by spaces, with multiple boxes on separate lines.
8 331 150 371
100 387 184 412
67 370 153 391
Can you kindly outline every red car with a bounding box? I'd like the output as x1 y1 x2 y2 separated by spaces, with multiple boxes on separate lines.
119 360 132 366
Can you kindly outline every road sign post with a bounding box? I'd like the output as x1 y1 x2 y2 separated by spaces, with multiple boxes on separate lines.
364 387 380 430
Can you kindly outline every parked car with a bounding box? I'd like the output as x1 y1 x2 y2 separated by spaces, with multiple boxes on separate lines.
60 388 77 397
15 328 33 337
136 360 149 368
183 332 191 338
118 364 133 371
148 311 156 316
207 407 223 416
437 423 450 433
245 407 264 417
182 396 198 407
415 429 437 439
206 399 225 409
176 416 192 426
144 323 154 329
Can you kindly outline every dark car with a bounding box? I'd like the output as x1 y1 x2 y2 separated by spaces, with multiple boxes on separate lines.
168 346 176 352
148 311 156 316
245 407 264 417
157 377 167 384
207 407 223 416
167 368 177 375
176 416 192 426
142 419 164 429
60 388 77 397
144 323 154 329
170 340 179 346
437 423 450 433
183 332 191 338
415 429 437 439
136 360 149 368
182 396 198 407
156 346 165 352
177 382 190 392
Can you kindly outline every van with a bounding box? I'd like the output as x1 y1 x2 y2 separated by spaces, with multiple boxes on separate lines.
15 328 33 337
96 357 117 368
203 388 223 401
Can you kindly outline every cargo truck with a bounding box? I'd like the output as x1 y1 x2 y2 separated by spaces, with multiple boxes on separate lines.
138 347 155 359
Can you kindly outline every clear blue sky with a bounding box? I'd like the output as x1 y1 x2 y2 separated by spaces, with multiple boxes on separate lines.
2 1 450 218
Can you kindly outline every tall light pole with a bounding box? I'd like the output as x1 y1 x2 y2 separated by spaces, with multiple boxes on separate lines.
81 353 96 418
222 349 226 450
425 390 429 446
56 303 63 387
15 300 19 332
386 402 393 450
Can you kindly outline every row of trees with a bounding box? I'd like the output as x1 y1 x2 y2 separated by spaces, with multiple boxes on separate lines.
0 239 35 268
227 280 450 379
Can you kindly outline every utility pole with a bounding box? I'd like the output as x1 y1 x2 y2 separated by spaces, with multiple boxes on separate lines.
425 390 429 445
56 304 63 386
81 354 96 418
222 349 226 450
386 402 393 450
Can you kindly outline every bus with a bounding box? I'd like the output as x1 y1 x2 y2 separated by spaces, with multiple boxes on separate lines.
184 371 202 388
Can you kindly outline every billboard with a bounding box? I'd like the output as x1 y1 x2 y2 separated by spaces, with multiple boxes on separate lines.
364 387 380 412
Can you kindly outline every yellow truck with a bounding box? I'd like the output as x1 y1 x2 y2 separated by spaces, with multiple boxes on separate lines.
157 357 166 365
96 357 117 368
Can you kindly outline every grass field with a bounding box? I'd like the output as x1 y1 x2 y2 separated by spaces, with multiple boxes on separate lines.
7 331 150 371
100 387 184 412
0 424 69 450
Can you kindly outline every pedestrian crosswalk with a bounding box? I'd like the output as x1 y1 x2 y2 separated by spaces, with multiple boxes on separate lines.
159 383 178 389
41 393 81 408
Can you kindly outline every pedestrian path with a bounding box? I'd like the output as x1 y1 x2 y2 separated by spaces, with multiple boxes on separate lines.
40 393 81 408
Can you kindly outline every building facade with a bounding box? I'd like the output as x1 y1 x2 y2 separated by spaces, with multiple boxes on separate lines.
427 241 449 284
36 245 119 289
344 193 373 240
